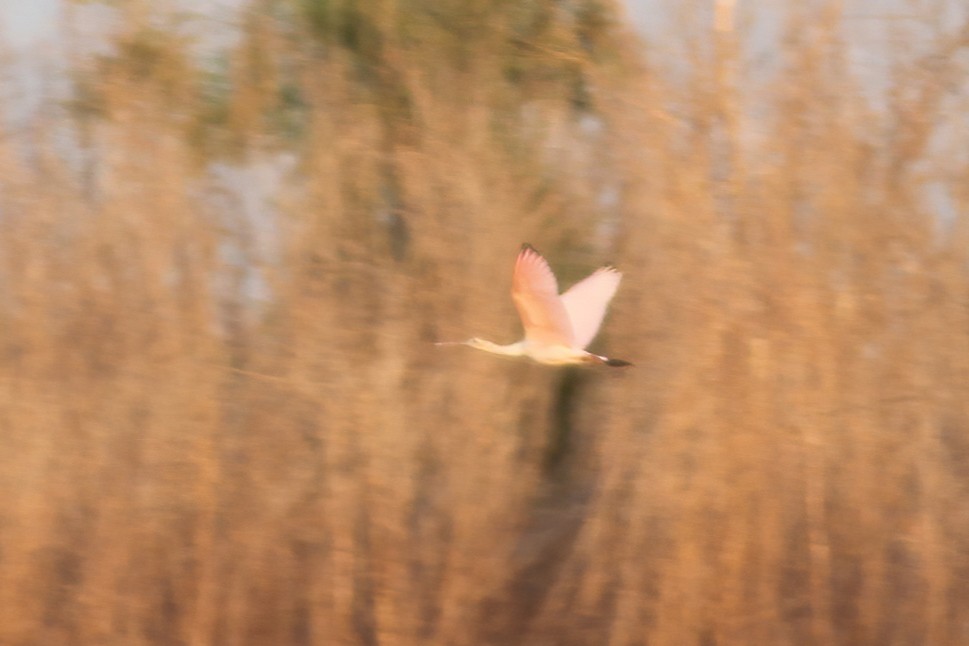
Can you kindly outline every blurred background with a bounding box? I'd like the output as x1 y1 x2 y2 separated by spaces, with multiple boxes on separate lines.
1 0 968 644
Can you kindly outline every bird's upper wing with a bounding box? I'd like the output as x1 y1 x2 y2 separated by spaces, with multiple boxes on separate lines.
560 266 622 349
512 245 574 347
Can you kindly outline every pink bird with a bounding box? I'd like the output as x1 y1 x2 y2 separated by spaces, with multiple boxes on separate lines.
437 244 631 366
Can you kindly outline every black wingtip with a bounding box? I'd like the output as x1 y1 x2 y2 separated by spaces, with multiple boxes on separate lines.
604 358 633 367
521 242 537 253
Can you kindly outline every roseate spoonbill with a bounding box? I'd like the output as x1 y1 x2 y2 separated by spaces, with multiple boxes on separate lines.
436 244 631 367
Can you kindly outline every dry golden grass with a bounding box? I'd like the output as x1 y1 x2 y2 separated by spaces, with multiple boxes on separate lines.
1 1 968 644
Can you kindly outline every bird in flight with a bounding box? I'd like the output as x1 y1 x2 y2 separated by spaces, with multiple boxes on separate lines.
437 244 631 366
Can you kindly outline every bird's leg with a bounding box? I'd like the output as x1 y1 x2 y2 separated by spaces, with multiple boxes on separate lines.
585 353 632 367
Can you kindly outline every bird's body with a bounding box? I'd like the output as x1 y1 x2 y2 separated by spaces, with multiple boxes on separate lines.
437 244 630 367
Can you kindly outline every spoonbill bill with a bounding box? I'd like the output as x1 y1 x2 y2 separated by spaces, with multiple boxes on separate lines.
437 244 631 366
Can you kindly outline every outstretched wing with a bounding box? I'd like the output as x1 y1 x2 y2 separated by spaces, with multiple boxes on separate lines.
512 244 574 347
560 266 622 349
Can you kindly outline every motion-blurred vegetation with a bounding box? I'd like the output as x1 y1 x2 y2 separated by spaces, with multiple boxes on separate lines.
1 0 968 644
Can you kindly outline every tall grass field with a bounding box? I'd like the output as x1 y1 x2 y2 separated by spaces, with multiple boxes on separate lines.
1 1 968 644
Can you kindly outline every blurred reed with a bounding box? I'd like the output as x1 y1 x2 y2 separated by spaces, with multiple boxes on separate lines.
0 1 967 644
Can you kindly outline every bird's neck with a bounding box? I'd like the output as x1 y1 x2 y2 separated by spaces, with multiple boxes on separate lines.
470 339 525 357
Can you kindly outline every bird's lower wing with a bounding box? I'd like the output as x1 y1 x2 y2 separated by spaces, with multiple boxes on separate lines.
560 267 621 349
